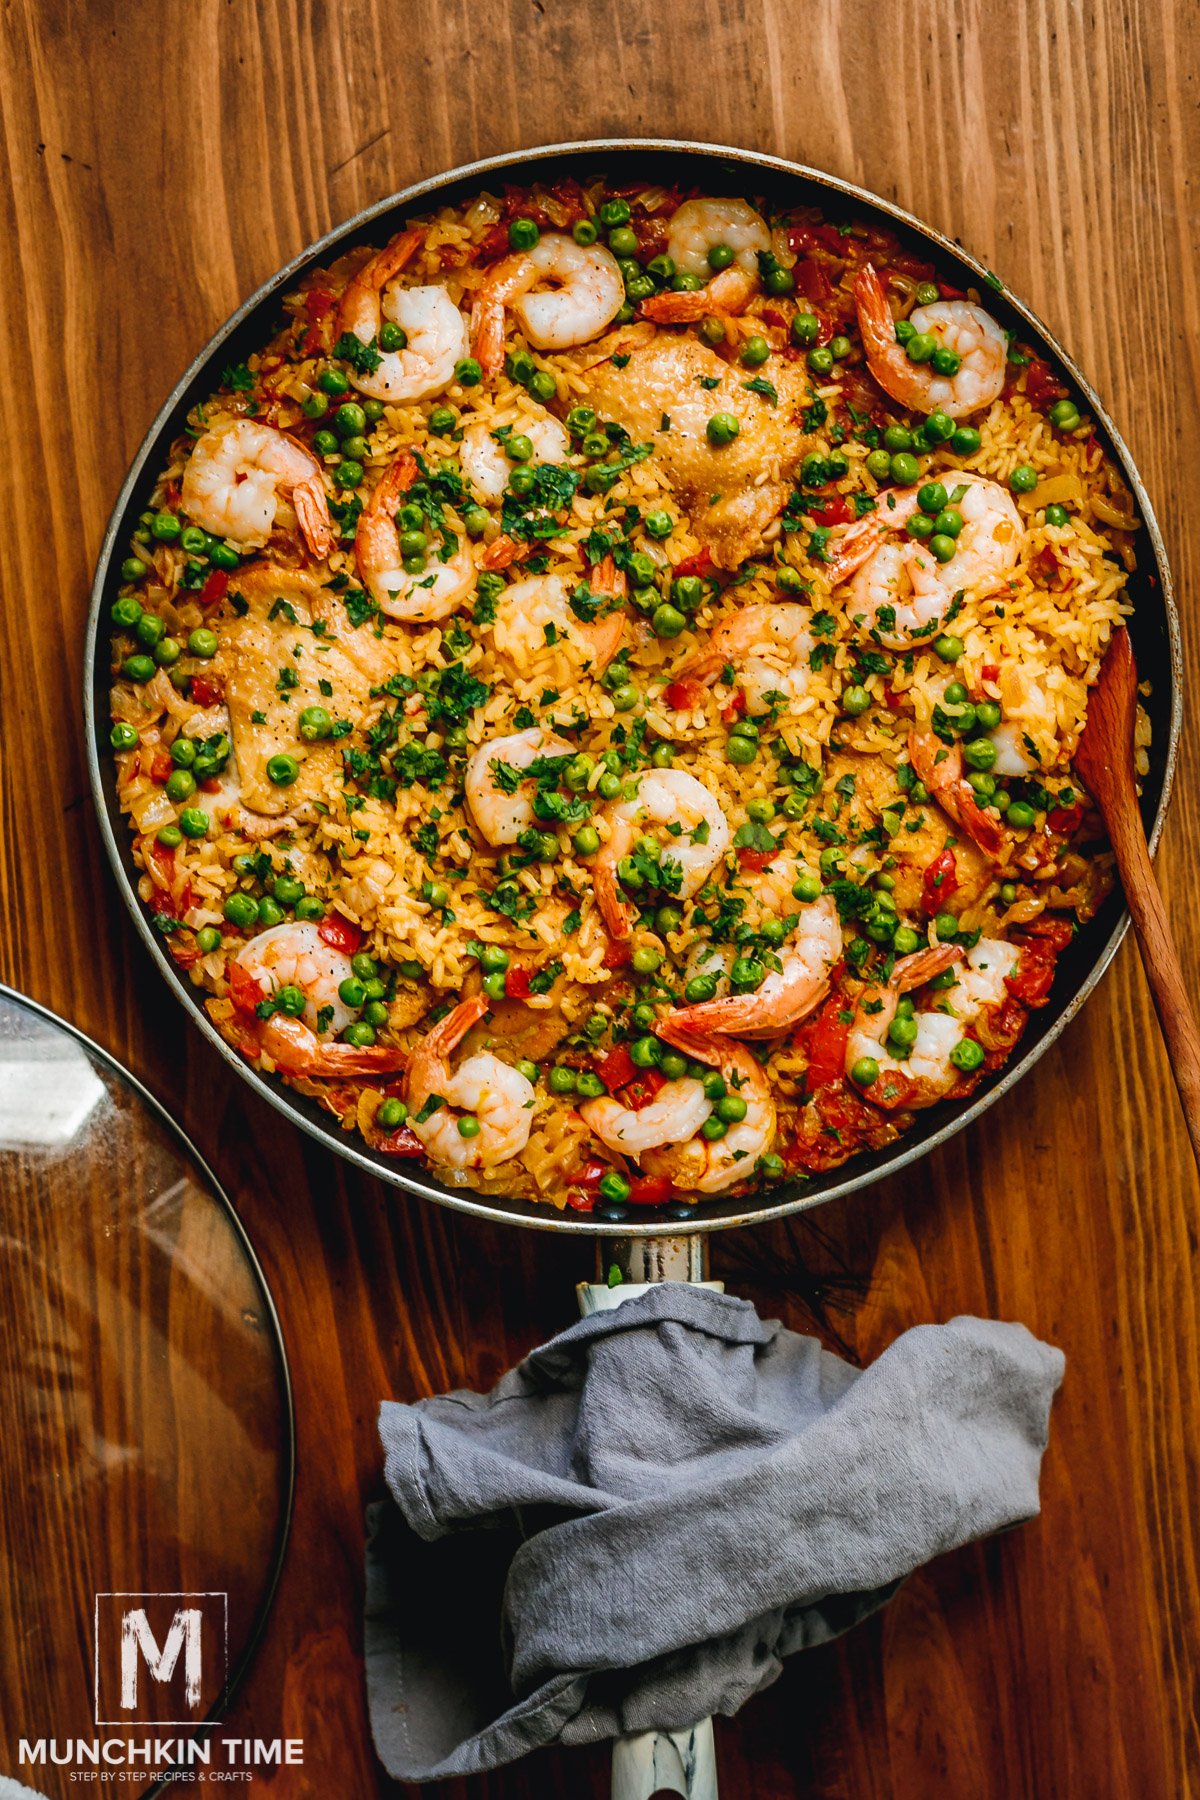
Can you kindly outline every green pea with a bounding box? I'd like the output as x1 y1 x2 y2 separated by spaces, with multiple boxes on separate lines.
740 335 771 368
697 1115 727 1142
187 628 218 660
598 771 623 801
136 612 165 649
651 603 687 640
177 807 209 840
459 505 488 540
548 1065 578 1095
150 511 182 543
596 1170 630 1205
975 700 1002 732
627 1035 660 1072
508 465 538 497
928 533 956 563
888 1014 919 1051
1049 398 1081 430
707 242 735 271
523 368 555 405
950 1037 985 1072
931 347 961 377
454 357 482 387
659 1050 688 1081
906 332 936 364
1009 463 1039 494
156 825 182 848
343 1022 377 1048
372 320 404 354
950 426 982 456
111 596 144 630
789 871 818 903
790 313 820 346
188 926 220 958
267 877 302 909
842 684 871 717
508 216 540 250
630 944 660 976
608 225 639 257
866 448 892 480
673 574 704 610
332 402 365 439
561 409 595 444
908 513 935 540
302 391 329 420
933 507 964 540
727 733 757 765
223 892 258 929
573 217 599 245
747 796 774 824
962 738 996 773
612 683 640 711
479 971 505 1001
881 425 912 454
317 365 350 396
583 463 617 494
1007 800 1036 829
968 771 996 800
313 429 339 457
711 1093 746 1126
169 738 197 768
846 1053 878 1089
706 411 740 447
266 753 299 786
678 973 713 1005
599 198 631 228
120 553 149 583
626 274 655 302
162 767 193 803
917 482 947 514
254 896 283 929
730 716 759 743
890 927 919 958
807 345 834 376
671 272 703 292
763 263 794 293
334 459 363 488
209 541 240 571
935 910 959 941
802 452 830 488
934 634 964 662
698 316 726 347
295 895 325 921
1045 503 1070 528
889 452 921 486
109 721 139 751
374 1098 406 1131
730 956 765 990
506 433 534 463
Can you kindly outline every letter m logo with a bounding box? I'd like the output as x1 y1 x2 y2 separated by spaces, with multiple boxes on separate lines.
95 1592 228 1724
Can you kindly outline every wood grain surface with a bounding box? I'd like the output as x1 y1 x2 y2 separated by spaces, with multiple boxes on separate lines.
1 1 1198 1795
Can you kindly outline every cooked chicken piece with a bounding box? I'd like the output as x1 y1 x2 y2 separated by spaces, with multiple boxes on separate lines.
579 336 815 568
823 748 992 917
210 562 396 816
461 965 572 1062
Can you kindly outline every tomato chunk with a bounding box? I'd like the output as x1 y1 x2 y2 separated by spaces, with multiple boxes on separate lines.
319 914 362 955
921 848 959 917
664 677 707 712
597 1044 636 1093
798 993 851 1093
628 1174 673 1206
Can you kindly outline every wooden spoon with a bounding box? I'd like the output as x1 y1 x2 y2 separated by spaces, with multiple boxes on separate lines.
1074 625 1200 1167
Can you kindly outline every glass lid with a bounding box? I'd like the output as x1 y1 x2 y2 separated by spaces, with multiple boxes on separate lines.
0 987 294 1795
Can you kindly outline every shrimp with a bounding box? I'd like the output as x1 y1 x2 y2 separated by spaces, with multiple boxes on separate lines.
668 894 842 1037
355 454 475 621
909 730 1007 859
666 197 772 280
578 1073 713 1159
334 228 469 403
640 265 756 325
845 944 965 1106
236 922 407 1076
464 727 576 846
490 569 625 674
180 420 334 558
854 263 1007 419
683 602 815 715
470 235 625 375
827 474 1022 648
641 1021 777 1195
594 769 731 941
460 414 570 502
404 995 536 1170
988 665 1057 775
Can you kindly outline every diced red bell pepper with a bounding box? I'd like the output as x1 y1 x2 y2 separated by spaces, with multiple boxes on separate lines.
504 965 532 1002
627 1174 673 1206
227 961 265 1016
981 663 1000 685
787 222 846 257
150 749 173 783
620 1069 667 1112
1047 803 1083 835
664 676 707 712
377 1125 426 1158
597 1044 637 1093
319 913 363 955
671 547 713 581
577 1159 608 1188
189 673 224 707
198 571 228 608
737 848 774 873
799 994 851 1094
921 848 959 917
807 492 851 526
565 1189 599 1212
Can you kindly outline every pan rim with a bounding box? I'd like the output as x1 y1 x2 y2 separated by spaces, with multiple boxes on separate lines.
83 137 1183 1236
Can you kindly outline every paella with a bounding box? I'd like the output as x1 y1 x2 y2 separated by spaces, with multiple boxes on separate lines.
105 174 1146 1211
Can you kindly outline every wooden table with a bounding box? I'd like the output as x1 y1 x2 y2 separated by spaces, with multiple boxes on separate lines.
2 2 1198 1793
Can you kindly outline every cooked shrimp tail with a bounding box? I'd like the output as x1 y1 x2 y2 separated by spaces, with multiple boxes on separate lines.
640 265 755 324
258 1013 407 1076
909 730 1007 859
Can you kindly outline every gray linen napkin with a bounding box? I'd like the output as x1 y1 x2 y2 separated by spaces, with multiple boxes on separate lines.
365 1284 1063 1782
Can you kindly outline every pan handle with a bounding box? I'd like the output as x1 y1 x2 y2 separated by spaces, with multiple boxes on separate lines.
577 1234 721 1800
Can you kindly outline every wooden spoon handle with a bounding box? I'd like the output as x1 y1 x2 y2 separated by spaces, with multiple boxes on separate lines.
1107 804 1200 1168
